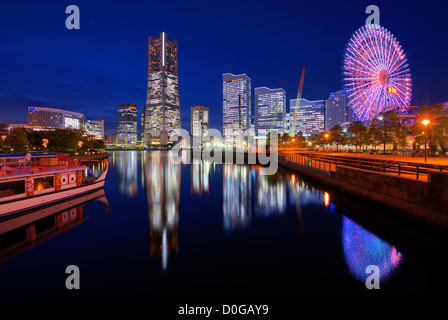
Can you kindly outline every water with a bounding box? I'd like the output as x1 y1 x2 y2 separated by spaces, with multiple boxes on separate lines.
0 150 446 299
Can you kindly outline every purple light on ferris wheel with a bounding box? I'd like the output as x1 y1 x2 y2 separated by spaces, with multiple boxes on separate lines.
343 25 412 123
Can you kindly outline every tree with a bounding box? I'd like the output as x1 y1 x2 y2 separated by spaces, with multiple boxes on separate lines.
281 133 290 145
292 131 307 149
0 122 8 134
46 128 84 152
347 121 367 152
329 125 346 151
411 104 448 153
308 134 321 149
266 131 281 147
26 129 50 151
5 127 28 153
369 110 406 153
0 122 8 151
368 124 380 150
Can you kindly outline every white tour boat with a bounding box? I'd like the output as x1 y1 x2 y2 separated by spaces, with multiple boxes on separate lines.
0 153 108 217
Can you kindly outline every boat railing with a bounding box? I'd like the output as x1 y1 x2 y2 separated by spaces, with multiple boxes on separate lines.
0 153 58 167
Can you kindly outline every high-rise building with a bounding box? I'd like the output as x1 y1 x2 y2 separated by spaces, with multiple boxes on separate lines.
325 90 352 131
222 73 251 145
28 107 85 130
143 32 181 145
190 106 209 145
85 119 104 140
117 103 138 145
254 87 286 138
292 98 325 136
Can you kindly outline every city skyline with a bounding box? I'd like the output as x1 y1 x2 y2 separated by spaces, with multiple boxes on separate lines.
1 1 448 136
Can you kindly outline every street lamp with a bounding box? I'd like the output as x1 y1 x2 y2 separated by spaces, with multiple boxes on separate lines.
422 119 430 162
324 133 329 152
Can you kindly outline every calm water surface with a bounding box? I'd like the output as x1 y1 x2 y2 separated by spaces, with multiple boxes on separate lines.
0 150 447 299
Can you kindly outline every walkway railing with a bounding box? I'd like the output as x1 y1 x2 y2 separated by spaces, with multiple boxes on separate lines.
280 152 448 181
281 153 337 175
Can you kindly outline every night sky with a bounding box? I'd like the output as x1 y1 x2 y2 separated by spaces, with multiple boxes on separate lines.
0 0 447 135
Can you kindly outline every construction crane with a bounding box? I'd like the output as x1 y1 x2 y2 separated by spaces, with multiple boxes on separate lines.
290 68 306 136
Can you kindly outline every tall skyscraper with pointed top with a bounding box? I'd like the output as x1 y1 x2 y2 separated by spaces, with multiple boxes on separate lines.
143 32 181 145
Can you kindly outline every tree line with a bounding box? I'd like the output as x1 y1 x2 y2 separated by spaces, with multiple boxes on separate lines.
278 104 448 153
0 125 105 154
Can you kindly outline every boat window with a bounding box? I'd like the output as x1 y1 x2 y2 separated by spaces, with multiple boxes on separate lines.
0 180 25 198
34 176 54 191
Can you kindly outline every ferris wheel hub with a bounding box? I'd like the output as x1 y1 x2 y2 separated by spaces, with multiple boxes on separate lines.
378 69 389 85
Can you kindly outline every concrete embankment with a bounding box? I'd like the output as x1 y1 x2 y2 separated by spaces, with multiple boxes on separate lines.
279 155 448 228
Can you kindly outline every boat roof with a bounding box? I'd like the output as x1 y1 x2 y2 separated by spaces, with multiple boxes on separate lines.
0 153 59 159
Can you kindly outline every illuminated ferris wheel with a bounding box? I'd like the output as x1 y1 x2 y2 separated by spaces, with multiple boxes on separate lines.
343 25 412 123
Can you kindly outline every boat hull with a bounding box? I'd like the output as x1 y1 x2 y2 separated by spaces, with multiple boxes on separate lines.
0 180 105 217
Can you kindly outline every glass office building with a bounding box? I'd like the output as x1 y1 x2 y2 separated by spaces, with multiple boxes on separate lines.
191 106 209 145
325 90 353 131
143 32 181 145
28 107 85 130
254 87 286 138
222 73 251 145
117 103 138 145
85 120 104 140
291 98 325 136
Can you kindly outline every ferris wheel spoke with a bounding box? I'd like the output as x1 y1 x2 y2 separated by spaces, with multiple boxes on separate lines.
385 34 397 73
389 66 410 78
371 28 386 68
388 60 409 78
365 29 383 70
350 33 381 71
345 62 379 77
388 45 404 74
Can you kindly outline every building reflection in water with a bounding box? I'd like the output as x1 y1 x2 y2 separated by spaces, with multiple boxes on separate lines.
0 189 108 263
223 164 252 232
342 216 403 283
143 151 181 270
191 160 210 196
287 174 305 237
255 169 286 217
115 151 138 197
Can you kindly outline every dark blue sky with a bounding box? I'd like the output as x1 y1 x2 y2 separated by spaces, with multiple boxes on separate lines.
1 0 447 135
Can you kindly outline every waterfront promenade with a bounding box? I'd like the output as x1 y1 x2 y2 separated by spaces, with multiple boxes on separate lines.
298 151 448 166
278 151 448 228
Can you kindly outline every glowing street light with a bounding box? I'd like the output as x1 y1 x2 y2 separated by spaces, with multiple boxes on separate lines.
324 133 329 152
422 119 430 162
